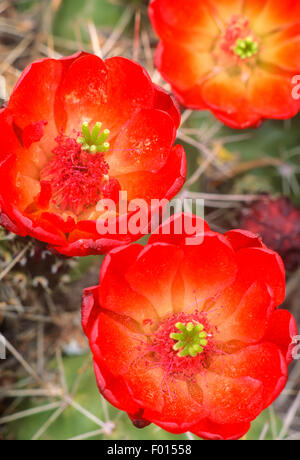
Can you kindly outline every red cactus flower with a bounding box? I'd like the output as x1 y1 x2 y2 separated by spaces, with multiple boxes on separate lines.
82 213 298 440
149 0 300 129
0 53 186 256
240 195 300 271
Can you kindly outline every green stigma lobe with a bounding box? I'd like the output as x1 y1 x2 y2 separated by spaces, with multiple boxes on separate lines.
234 36 259 59
170 321 208 358
77 122 110 153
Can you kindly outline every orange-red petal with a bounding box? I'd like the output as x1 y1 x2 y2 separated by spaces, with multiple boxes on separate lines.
249 69 300 119
108 109 176 175
197 372 264 424
215 281 274 343
99 244 159 324
235 247 285 305
210 343 288 409
251 0 300 34
153 84 181 129
149 212 210 246
125 243 184 318
201 72 259 129
191 419 251 441
115 144 186 203
225 229 265 251
102 57 156 136
8 54 79 128
180 232 237 309
92 311 146 377
262 309 299 365
149 0 218 44
155 42 214 92
261 25 300 72
207 247 285 328
58 54 108 133
209 0 243 24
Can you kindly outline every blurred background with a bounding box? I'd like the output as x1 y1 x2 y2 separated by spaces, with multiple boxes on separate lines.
0 0 299 440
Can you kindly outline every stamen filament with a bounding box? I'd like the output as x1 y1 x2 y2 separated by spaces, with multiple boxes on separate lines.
91 122 102 143
82 122 91 143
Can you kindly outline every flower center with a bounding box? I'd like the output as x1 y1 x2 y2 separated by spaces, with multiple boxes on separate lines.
77 122 110 153
170 322 208 357
219 15 259 61
233 36 259 59
147 312 215 379
40 123 119 216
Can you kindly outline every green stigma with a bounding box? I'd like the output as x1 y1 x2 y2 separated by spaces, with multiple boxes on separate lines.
77 122 110 153
170 322 208 358
234 36 259 59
